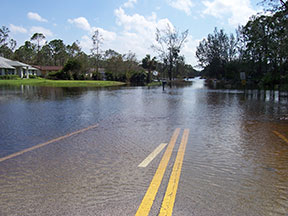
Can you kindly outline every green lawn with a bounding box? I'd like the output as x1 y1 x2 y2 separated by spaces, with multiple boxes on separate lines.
147 81 161 86
0 78 125 88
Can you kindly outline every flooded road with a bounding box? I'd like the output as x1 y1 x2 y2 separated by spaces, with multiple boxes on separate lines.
0 78 288 215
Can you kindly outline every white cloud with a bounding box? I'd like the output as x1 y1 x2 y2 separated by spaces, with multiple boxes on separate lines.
123 0 137 8
113 8 200 65
30 26 53 37
27 12 48 22
168 0 194 15
114 7 172 34
113 7 197 63
72 9 197 65
9 24 27 34
68 16 116 53
202 0 257 26
68 17 91 31
182 35 201 66
68 16 117 41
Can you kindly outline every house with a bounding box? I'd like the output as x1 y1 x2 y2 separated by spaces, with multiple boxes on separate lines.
32 65 63 77
86 68 106 80
0 57 39 78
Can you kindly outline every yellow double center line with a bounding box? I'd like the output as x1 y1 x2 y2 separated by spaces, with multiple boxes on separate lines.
136 128 189 216
273 130 288 144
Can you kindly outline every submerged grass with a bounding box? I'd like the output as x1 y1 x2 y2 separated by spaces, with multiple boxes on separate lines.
147 81 161 87
0 78 125 88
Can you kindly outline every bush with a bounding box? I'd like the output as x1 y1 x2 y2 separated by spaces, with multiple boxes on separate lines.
0 75 19 80
29 75 37 79
105 72 114 81
47 71 72 80
115 73 127 82
92 72 101 80
130 71 147 85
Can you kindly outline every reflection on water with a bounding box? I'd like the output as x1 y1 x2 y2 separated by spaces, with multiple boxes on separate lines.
0 79 288 215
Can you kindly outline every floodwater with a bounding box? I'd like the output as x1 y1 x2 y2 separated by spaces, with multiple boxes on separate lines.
0 78 288 215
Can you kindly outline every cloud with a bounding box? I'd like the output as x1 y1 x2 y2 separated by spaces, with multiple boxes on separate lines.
30 26 53 37
27 12 48 22
181 35 201 66
68 17 91 31
114 7 172 34
68 16 117 41
113 7 200 65
71 9 197 65
168 0 194 15
202 0 257 26
123 0 137 8
9 24 27 34
68 16 116 53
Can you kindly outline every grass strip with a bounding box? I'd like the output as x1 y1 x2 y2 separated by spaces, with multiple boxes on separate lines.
0 78 125 88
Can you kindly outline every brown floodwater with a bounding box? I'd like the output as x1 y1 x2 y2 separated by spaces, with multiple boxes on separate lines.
0 78 287 215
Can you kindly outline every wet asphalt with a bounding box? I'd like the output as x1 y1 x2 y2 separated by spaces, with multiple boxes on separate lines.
0 78 288 215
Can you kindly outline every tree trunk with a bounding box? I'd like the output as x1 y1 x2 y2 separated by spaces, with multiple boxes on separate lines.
147 69 151 83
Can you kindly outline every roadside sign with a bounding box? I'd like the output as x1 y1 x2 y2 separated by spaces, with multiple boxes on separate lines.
153 71 158 76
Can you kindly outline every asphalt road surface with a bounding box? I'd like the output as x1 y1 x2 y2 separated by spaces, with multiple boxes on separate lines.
0 78 288 215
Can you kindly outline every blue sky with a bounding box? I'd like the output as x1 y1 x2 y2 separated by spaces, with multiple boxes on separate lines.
1 0 262 66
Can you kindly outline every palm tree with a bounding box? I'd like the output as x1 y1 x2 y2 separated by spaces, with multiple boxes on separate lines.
142 54 156 83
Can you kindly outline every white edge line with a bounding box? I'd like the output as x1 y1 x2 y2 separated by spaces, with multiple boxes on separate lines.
138 143 167 168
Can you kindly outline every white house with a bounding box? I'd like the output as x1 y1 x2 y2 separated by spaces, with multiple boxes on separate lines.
0 57 39 78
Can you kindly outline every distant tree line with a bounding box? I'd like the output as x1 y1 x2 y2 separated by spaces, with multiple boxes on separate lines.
0 27 198 84
196 0 288 90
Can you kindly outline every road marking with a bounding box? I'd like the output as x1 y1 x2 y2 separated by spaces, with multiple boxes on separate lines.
138 143 167 168
273 130 288 144
159 128 189 216
135 128 181 216
0 124 99 163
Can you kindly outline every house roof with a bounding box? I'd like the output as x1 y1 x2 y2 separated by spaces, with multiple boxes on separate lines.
0 57 38 70
0 57 15 69
33 65 63 71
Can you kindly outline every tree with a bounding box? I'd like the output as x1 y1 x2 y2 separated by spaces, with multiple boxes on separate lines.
104 49 123 79
0 26 16 58
142 54 157 83
30 33 46 52
62 59 82 80
67 41 81 58
153 24 188 81
261 0 288 11
196 28 238 79
48 39 67 66
38 44 53 65
123 51 140 82
91 30 103 73
14 41 36 64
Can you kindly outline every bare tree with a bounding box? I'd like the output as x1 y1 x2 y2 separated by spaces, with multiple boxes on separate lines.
91 30 103 73
152 24 188 81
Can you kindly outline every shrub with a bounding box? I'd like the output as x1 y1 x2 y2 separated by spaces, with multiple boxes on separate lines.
0 75 19 80
92 72 101 80
130 71 147 85
47 71 72 80
29 75 37 79
105 72 114 81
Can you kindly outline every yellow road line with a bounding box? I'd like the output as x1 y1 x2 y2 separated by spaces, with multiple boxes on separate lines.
159 128 189 216
138 143 168 168
273 130 288 144
0 124 99 163
135 128 181 216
